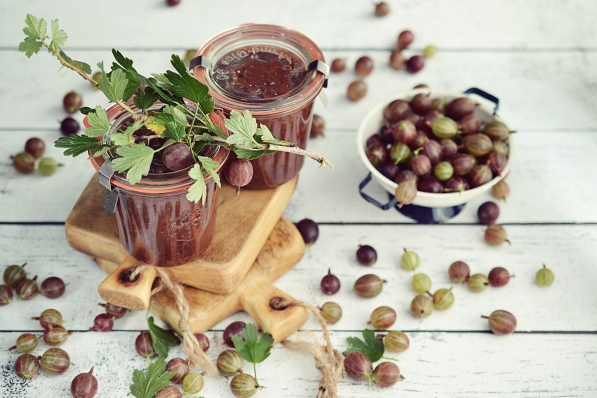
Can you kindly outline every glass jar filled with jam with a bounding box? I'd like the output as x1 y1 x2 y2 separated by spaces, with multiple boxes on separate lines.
88 100 230 267
193 24 327 189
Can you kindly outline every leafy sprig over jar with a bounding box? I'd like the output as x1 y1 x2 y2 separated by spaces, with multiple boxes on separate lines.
19 14 332 267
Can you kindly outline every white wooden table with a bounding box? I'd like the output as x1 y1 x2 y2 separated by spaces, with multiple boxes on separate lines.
1 1 596 397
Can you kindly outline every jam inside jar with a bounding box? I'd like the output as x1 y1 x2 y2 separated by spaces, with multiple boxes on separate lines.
194 24 327 189
89 101 229 267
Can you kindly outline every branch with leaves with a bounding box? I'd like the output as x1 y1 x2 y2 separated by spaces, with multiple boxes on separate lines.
232 324 274 388
20 14 333 204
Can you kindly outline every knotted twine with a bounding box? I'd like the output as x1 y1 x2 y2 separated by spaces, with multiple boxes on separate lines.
278 299 345 398
131 265 218 375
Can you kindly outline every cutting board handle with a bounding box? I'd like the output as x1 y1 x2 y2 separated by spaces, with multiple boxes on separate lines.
240 282 309 344
97 255 156 311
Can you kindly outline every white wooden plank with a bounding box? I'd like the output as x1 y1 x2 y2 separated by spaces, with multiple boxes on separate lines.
1 224 596 332
1 130 596 224
2 50 597 131
1 0 596 50
0 331 595 397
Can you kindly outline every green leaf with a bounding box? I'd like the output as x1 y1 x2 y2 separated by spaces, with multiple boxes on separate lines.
59 50 92 75
85 106 111 137
147 316 181 359
112 144 155 185
79 106 95 115
163 122 186 142
23 14 47 39
129 358 175 398
145 113 175 136
19 37 42 58
187 164 207 204
199 93 215 115
345 329 385 362
235 148 276 160
49 19 67 52
150 73 171 90
133 87 160 112
163 106 189 126
164 54 209 105
232 324 274 365
225 110 259 149
98 62 128 103
256 124 292 146
111 120 143 147
54 134 108 157
197 155 221 187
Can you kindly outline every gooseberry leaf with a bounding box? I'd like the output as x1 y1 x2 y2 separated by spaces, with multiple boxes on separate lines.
197 156 221 187
85 106 111 137
163 122 186 142
23 14 47 40
49 19 68 52
98 62 128 103
144 113 175 136
19 37 42 58
111 120 143 147
163 105 189 126
130 358 175 398
133 86 160 112
232 324 274 365
79 106 95 116
59 50 92 75
147 315 180 359
164 54 209 105
112 144 155 185
256 124 292 147
225 110 259 149
187 164 207 204
235 148 276 160
54 134 108 158
345 329 385 362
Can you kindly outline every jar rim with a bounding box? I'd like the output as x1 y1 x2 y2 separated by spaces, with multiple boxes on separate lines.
193 24 326 117
86 100 230 194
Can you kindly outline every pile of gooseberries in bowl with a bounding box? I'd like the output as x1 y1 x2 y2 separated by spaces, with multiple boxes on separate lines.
357 88 514 209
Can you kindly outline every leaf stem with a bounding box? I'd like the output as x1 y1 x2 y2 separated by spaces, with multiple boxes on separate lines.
41 39 98 88
253 362 261 388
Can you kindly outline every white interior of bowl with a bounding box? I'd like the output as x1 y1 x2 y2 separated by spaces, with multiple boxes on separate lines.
357 89 514 208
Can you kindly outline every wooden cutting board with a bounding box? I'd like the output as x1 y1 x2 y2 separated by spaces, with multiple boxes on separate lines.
66 174 297 310
93 216 308 343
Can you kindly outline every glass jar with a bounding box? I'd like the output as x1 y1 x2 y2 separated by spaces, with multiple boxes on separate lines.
193 24 327 189
88 100 230 267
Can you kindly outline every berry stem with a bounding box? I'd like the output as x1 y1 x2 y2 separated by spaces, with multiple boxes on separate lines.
481 315 489 319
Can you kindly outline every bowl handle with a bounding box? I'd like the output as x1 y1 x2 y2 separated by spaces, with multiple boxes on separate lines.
359 173 398 210
463 87 499 114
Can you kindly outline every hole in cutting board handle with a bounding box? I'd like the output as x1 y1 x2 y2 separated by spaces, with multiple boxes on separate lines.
118 268 141 285
270 297 290 311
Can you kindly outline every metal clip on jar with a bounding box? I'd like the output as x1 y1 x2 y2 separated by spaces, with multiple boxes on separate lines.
86 100 230 267
192 24 328 189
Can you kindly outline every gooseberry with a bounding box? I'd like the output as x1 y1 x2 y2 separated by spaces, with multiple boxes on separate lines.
465 134 493 156
354 274 386 298
40 277 66 298
451 153 474 176
418 177 443 193
411 153 431 176
420 140 442 165
162 143 194 172
355 56 374 77
12 152 35 174
60 117 80 136
321 269 341 295
392 121 417 144
459 115 481 135
92 71 102 84
468 274 489 292
135 331 156 358
396 170 418 184
482 310 516 335
485 224 509 246
434 161 454 181
406 55 425 73
423 45 437 58
90 314 114 332
368 306 396 329
156 386 182 398
430 98 446 113
0 284 12 305
468 165 492 188
383 331 409 353
331 59 346 73
25 137 45 159
224 157 254 194
401 248 420 271
166 0 181 6
394 180 417 208
409 129 428 150
384 100 411 122
296 219 319 246
194 332 210 352
39 347 70 375
367 144 389 168
224 321 246 348
71 367 98 398
9 333 38 354
477 202 500 225
366 134 385 149
344 351 372 381
410 295 434 318
492 141 509 156
15 354 40 379
356 245 377 266
319 302 343 324
446 97 476 120
412 273 431 293
310 114 325 138
389 50 406 70
443 176 469 193
32 309 63 328
431 288 454 310
378 162 401 182
183 373 204 394
397 30 414 50
44 324 69 347
63 92 83 114
166 358 190 384
3 262 27 288
488 267 513 287
484 121 510 141
492 180 510 200
390 143 411 165
536 264 554 287
374 2 390 16
432 117 459 139
347 81 367 101
410 93 432 115
448 261 469 284
98 303 127 319
371 362 403 387
487 152 507 175
218 350 244 376
39 158 59 176
17 276 39 300
440 139 458 160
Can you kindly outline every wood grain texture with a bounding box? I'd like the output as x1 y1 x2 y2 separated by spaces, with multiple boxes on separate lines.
1 331 595 397
2 50 597 131
67 174 297 295
94 215 309 343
